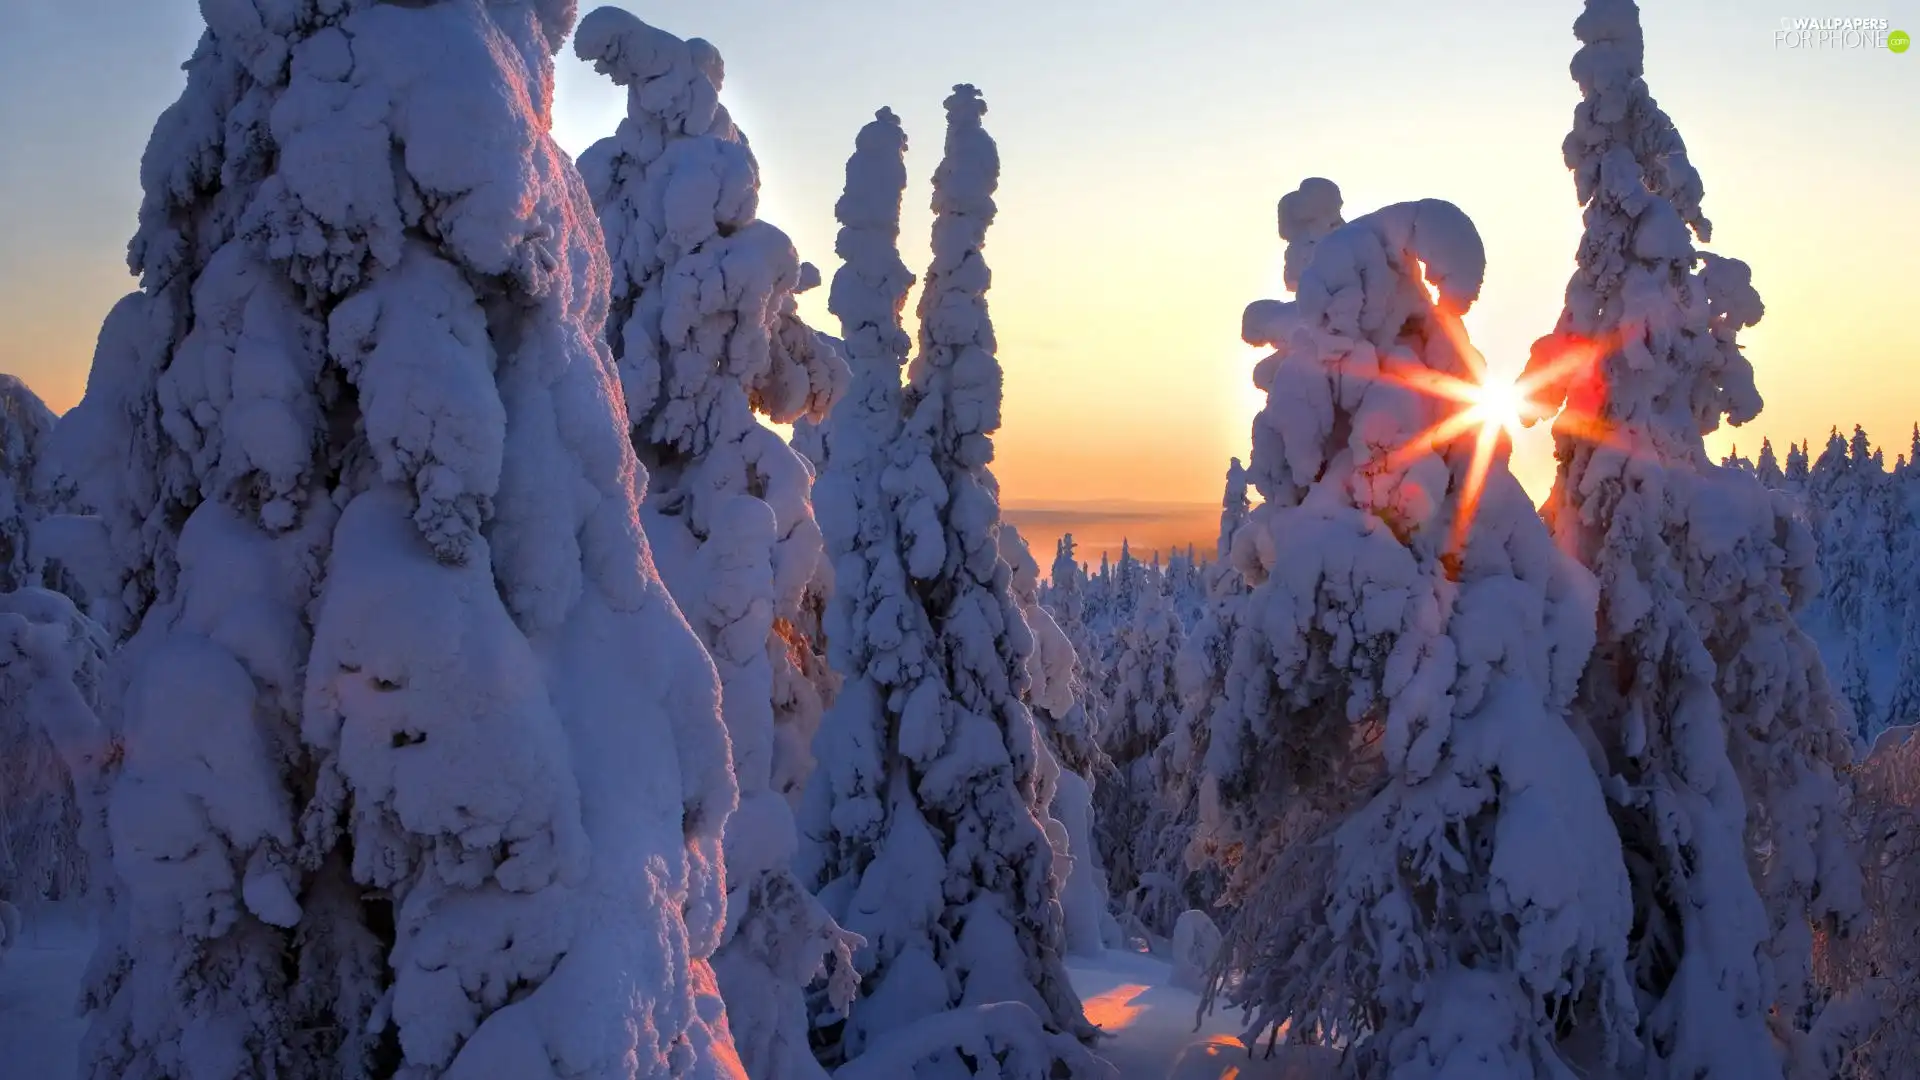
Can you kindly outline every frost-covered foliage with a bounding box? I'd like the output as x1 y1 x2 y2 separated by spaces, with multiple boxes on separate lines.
1748 425 1920 745
573 12 855 1076
1517 2 1862 1075
1001 523 1112 960
1756 438 1785 489
0 375 57 594
50 3 744 1076
1130 459 1252 941
1810 726 1920 1080
0 377 104 908
0 374 100 609
1201 181 1638 1077
0 587 108 909
800 90 1095 1077
1094 576 1184 918
1003 525 1099 776
829 1002 1116 1080
1040 534 1106 769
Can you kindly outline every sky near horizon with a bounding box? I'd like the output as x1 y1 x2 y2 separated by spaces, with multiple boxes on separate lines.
1 1 1916 508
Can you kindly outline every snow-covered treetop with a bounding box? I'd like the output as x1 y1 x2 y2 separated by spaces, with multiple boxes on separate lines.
831 108 915 374
0 375 54 459
1527 0 1761 450
811 106 920 688
1756 438 1782 486
0 375 57 592
905 84 1001 470
1050 534 1083 596
1278 176 1346 292
54 0 645 635
1241 192 1487 518
1565 0 1709 242
575 7 736 147
575 7 847 458
1218 457 1249 560
1242 177 1346 351
1297 197 1485 337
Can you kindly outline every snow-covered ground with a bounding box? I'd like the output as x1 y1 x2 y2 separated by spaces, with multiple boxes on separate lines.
1070 948 1337 1080
0 904 89 1078
0 908 1329 1080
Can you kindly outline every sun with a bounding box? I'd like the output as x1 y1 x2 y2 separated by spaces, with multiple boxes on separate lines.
1240 303 1627 570
1462 371 1528 442
1367 311 1621 567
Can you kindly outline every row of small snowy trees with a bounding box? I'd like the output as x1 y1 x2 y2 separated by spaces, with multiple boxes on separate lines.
0 4 1113 1080
1723 427 1920 743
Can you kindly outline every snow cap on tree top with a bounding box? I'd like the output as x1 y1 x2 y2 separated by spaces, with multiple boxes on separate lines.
834 109 911 238
575 7 722 134
1295 197 1486 341
1244 177 1346 349
1566 0 1710 241
1278 177 1345 291
932 85 998 224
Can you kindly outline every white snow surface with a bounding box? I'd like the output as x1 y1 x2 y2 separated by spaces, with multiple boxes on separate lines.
0 913 1337 1080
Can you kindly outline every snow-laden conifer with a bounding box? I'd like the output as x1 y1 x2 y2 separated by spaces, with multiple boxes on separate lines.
52 4 743 1075
800 90 1098 1079
1206 182 1637 1076
1519 2 1861 1073
574 14 857 1075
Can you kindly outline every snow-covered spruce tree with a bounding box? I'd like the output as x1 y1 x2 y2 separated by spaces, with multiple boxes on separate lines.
0 586 113 962
1885 488 1920 733
1000 523 1111 960
1808 725 1920 1080
0 374 100 908
1164 546 1208 630
1757 438 1785 489
1129 458 1253 939
1093 574 1184 924
0 375 57 594
1517 2 1862 1074
1202 186 1638 1076
1003 527 1100 781
573 13 855 1078
1040 533 1106 773
0 583 108 911
800 91 1101 1079
50 4 744 1077
1786 440 1811 488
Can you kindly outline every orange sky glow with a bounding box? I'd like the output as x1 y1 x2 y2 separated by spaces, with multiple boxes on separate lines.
2 2 1915 567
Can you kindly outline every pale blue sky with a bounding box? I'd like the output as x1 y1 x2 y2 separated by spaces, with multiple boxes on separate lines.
3 1 1916 504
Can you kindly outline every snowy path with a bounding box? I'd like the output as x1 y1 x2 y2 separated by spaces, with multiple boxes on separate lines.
1068 949 1337 1079
0 904 90 1078
1 919 1333 1080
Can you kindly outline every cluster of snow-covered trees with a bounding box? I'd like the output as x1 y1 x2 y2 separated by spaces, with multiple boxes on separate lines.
1722 427 1920 744
2 1 1918 1079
